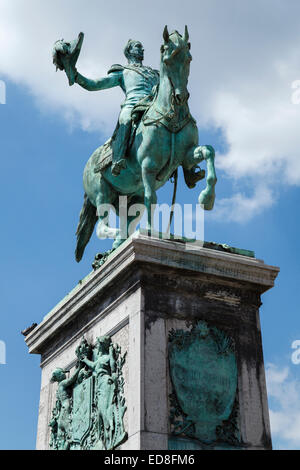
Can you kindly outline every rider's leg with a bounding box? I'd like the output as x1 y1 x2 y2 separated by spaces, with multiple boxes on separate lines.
111 106 133 176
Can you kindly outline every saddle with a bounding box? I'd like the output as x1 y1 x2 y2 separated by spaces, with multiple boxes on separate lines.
93 138 113 173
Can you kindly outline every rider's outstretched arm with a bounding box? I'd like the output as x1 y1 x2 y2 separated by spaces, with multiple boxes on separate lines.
75 70 122 91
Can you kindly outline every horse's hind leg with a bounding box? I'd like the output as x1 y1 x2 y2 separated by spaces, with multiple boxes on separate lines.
141 163 158 232
95 177 119 240
127 195 145 237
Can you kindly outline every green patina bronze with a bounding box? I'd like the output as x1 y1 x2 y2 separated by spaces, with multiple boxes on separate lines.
168 321 241 448
53 26 217 263
49 337 127 450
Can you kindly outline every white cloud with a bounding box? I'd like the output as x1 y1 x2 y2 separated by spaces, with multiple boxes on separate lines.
266 363 300 449
1 0 300 220
212 185 275 223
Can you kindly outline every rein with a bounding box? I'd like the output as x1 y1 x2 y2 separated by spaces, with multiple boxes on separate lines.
142 73 190 129
142 85 178 126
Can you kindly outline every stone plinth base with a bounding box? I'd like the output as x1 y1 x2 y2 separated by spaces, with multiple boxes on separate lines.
25 231 279 450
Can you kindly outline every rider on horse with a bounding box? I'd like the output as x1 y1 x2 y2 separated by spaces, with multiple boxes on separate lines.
53 28 217 264
53 34 203 187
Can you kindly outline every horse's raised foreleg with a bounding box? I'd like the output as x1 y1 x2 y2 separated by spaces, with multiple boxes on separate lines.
142 164 158 233
182 144 217 210
198 145 217 211
183 144 212 169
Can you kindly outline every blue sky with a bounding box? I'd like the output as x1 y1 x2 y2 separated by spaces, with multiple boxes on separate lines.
0 0 300 450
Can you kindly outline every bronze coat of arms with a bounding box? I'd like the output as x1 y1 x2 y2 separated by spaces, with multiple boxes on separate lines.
49 336 127 450
169 321 240 446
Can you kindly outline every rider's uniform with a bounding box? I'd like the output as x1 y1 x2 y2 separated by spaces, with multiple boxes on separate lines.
107 64 159 173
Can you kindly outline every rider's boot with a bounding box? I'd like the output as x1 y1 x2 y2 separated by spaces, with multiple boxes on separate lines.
111 120 131 176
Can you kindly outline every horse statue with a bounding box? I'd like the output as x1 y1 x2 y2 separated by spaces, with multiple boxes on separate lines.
54 26 217 264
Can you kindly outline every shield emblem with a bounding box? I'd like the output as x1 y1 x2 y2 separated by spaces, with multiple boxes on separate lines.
72 376 93 444
169 322 237 443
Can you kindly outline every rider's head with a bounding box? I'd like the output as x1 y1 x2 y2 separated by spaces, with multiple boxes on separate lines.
96 335 111 354
124 40 144 63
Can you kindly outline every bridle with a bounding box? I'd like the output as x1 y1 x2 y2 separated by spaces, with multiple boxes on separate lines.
142 54 190 128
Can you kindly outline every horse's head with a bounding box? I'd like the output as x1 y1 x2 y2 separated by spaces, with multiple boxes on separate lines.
161 25 192 105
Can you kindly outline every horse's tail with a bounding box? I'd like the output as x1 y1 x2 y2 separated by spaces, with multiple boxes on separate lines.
75 193 98 262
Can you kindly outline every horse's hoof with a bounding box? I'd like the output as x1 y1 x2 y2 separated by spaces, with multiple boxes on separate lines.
199 190 215 211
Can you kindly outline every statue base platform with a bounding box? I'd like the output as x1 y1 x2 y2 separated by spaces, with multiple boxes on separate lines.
25 231 279 450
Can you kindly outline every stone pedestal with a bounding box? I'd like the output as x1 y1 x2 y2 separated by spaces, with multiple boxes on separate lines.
25 231 279 450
